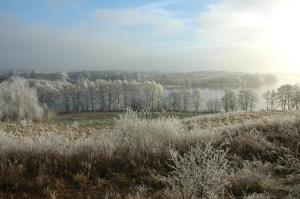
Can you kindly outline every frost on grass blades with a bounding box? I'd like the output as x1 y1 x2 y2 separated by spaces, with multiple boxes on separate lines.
2 0 300 197
0 110 299 198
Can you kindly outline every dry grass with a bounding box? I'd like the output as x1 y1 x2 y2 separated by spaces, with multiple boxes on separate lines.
0 110 299 198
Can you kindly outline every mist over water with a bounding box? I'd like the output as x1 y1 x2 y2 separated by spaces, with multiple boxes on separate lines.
195 74 300 111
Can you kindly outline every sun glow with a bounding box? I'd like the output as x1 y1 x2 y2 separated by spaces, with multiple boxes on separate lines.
269 1 300 72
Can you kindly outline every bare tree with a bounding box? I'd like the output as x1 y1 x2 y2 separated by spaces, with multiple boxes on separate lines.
129 80 139 110
277 84 294 110
270 89 277 110
106 80 120 111
182 89 192 112
263 90 271 110
143 81 156 111
169 89 182 112
249 90 258 111
222 90 238 112
60 81 73 112
87 81 96 112
238 89 258 111
95 79 107 111
206 98 221 113
192 89 202 112
291 85 300 110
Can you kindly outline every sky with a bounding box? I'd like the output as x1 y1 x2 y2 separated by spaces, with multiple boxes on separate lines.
0 0 300 73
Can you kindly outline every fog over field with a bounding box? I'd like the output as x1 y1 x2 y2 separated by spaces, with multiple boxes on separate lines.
1 1 300 199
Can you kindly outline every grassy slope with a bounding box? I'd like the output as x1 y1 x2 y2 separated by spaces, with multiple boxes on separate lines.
54 111 202 127
0 111 300 198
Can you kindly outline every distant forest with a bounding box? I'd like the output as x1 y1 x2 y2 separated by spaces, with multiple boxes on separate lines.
0 70 280 114
1 70 277 89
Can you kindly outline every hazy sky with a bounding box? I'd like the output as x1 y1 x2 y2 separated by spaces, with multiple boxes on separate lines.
0 0 300 73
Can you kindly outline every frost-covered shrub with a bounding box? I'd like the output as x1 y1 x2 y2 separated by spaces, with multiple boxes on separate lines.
167 142 231 199
243 193 270 199
0 76 44 122
229 161 277 197
113 110 185 153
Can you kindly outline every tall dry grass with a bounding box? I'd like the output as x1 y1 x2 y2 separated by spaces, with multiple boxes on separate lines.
0 111 299 198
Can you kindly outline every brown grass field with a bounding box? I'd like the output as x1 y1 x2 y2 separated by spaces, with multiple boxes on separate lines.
0 111 300 198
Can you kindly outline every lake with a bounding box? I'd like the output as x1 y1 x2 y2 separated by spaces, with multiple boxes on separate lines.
199 74 300 110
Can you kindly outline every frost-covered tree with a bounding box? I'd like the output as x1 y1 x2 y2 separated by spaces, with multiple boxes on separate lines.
222 90 238 112
87 80 96 111
169 89 182 112
269 89 277 110
238 89 258 111
106 80 120 111
154 83 164 111
129 80 139 110
59 81 73 112
57 71 69 81
182 89 192 112
263 90 271 110
206 98 221 113
248 90 258 111
277 84 294 110
291 85 300 110
30 80 60 110
142 81 155 110
95 79 107 111
192 89 202 112
0 77 44 121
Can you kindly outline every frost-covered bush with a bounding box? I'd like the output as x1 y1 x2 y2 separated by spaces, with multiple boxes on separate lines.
230 161 277 197
113 110 185 153
167 142 231 199
0 76 44 122
243 193 270 199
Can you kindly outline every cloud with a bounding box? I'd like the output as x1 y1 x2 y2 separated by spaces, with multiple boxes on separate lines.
194 0 293 72
0 0 298 73
92 2 189 33
199 0 276 44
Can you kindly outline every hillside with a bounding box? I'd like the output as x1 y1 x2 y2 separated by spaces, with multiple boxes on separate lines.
0 111 300 198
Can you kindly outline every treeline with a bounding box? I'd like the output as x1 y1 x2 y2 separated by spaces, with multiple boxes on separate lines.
30 78 203 112
29 76 257 113
29 76 299 114
28 78 300 113
1 70 155 82
263 84 300 110
1 70 277 89
151 72 277 88
0 75 298 118
221 84 300 113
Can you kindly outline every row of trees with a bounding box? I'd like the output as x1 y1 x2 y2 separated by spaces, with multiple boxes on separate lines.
152 72 277 89
1 76 298 122
221 84 300 113
263 84 300 110
221 89 258 112
31 78 300 113
3 75 298 117
3 70 277 89
30 79 204 112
